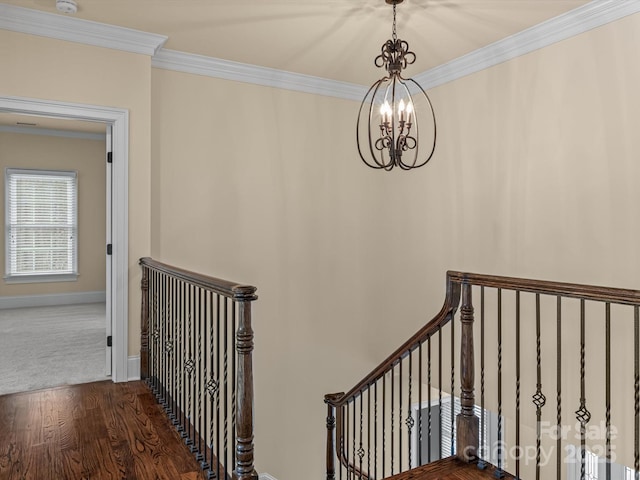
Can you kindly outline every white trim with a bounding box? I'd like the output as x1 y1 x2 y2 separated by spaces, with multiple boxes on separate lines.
258 474 278 480
415 0 640 89
127 355 140 381
0 3 167 56
0 290 106 309
0 95 129 383
0 125 106 141
152 49 368 101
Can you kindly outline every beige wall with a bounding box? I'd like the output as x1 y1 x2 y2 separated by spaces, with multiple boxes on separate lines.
0 29 151 354
0 131 106 295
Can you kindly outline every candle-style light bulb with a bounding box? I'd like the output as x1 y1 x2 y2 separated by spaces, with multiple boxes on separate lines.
398 99 406 121
406 101 413 123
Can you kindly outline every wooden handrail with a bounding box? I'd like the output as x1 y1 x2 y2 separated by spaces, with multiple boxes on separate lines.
139 257 256 300
326 273 462 407
447 271 640 305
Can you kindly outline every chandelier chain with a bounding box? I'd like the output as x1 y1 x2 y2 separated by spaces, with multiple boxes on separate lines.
392 3 397 41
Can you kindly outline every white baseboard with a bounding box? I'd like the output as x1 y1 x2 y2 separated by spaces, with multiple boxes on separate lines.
259 475 278 480
0 291 106 310
127 355 141 381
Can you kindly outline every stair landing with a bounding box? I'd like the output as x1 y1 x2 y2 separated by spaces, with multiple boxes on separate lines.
384 456 515 480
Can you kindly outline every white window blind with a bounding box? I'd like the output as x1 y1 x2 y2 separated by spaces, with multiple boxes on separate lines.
5 169 78 280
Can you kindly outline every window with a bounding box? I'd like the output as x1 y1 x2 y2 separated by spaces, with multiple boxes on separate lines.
567 447 637 480
411 395 501 467
5 168 78 282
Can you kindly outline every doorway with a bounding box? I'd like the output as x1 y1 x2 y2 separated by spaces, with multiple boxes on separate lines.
0 95 129 383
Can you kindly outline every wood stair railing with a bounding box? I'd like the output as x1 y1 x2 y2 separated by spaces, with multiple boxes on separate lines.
325 271 640 480
140 257 258 480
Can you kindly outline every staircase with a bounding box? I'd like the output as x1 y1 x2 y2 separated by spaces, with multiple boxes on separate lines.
325 271 640 480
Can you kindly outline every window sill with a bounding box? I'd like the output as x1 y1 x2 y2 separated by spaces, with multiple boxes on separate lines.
4 273 79 284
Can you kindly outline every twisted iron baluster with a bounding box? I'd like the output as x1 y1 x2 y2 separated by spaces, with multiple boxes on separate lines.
450 314 455 457
359 393 364 479
419 341 423 468
605 303 611 480
479 286 486 469
515 291 521 480
223 298 229 473
438 329 442 460
496 288 504 478
532 294 546 480
635 306 639 480
196 287 203 458
575 299 591 480
382 375 386 477
556 296 562 480
374 382 378 480
399 358 403 472
391 368 395 475
367 387 371 478
427 336 432 464
407 352 413 470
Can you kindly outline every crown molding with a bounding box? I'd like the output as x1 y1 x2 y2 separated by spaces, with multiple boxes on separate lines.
0 125 105 140
152 49 368 101
0 3 167 56
415 0 640 89
1 1 638 98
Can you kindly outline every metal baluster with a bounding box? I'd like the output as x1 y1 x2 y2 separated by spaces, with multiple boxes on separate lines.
391 368 395 475
479 286 486 470
451 314 455 457
428 336 432 464
533 294 546 480
399 358 403 472
352 397 356 479
182 280 189 438
196 287 206 463
346 402 351 480
382 375 386 477
359 393 364 479
407 352 413 470
171 277 178 425
496 288 504 478
576 299 591 480
635 306 639 480
419 341 423 467
202 290 211 472
374 382 378 480
224 297 229 474
556 296 562 480
216 293 221 480
605 303 611 480
187 284 194 448
367 386 371 479
438 328 442 460
516 290 521 480
336 405 345 480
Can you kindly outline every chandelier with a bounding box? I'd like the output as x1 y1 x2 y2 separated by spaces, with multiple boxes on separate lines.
356 0 436 171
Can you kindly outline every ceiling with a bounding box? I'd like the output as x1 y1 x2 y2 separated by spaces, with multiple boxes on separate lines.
2 0 592 85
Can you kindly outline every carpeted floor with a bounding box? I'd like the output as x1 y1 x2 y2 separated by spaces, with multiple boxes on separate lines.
0 303 107 396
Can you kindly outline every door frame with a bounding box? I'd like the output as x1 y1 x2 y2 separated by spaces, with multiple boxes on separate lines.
0 95 129 382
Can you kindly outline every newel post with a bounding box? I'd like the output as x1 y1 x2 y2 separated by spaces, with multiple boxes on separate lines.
234 286 259 480
456 281 479 462
140 263 150 380
324 393 343 480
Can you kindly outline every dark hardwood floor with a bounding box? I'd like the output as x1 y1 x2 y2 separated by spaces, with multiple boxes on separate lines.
384 456 516 480
0 380 206 480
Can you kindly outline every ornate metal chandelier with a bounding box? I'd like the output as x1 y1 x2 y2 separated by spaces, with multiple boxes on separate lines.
357 0 436 171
